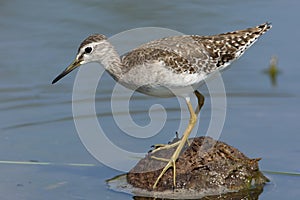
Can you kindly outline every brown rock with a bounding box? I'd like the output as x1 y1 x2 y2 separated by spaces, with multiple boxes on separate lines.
127 136 268 192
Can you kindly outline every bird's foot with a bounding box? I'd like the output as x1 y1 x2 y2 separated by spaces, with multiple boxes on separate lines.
150 136 189 189
150 140 181 154
151 153 177 189
150 131 182 153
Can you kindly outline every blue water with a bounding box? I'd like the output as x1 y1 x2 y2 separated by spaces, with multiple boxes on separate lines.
0 0 300 199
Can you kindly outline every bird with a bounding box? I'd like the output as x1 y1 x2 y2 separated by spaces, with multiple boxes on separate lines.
52 22 272 189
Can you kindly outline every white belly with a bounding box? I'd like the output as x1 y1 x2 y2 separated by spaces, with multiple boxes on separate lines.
118 62 207 97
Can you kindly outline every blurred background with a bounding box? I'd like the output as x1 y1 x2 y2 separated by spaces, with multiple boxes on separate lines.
0 0 299 199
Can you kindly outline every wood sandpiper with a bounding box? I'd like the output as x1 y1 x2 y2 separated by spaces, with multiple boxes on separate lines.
52 22 272 189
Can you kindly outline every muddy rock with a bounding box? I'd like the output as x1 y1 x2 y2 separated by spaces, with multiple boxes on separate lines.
127 136 268 193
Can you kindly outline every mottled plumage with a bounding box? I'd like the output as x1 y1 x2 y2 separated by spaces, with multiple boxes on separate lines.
78 34 107 53
52 22 272 189
54 23 272 97
116 22 271 97
122 22 271 76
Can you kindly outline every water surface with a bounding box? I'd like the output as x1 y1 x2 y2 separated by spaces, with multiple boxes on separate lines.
0 0 299 199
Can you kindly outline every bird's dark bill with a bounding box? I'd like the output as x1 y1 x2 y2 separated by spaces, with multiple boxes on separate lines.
52 59 81 84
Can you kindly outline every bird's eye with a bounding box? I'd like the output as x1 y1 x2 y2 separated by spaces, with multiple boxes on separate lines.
84 47 93 54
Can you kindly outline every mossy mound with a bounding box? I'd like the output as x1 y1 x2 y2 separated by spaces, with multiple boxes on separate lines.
127 136 268 193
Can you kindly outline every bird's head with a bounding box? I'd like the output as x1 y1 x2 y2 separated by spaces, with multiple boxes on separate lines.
52 34 108 84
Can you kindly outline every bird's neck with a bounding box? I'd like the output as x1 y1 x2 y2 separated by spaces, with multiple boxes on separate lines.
98 43 123 80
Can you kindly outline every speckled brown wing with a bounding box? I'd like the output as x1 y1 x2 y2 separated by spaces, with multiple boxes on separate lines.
121 47 202 74
121 22 271 76
121 34 215 76
191 22 272 72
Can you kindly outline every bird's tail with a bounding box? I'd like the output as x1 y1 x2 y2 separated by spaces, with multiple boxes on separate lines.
197 22 272 72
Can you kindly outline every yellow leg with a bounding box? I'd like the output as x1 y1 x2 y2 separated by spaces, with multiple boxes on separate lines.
152 95 198 189
194 90 205 115
187 90 204 146
151 91 204 153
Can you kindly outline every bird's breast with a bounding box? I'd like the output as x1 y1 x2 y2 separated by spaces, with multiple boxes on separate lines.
117 62 207 97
